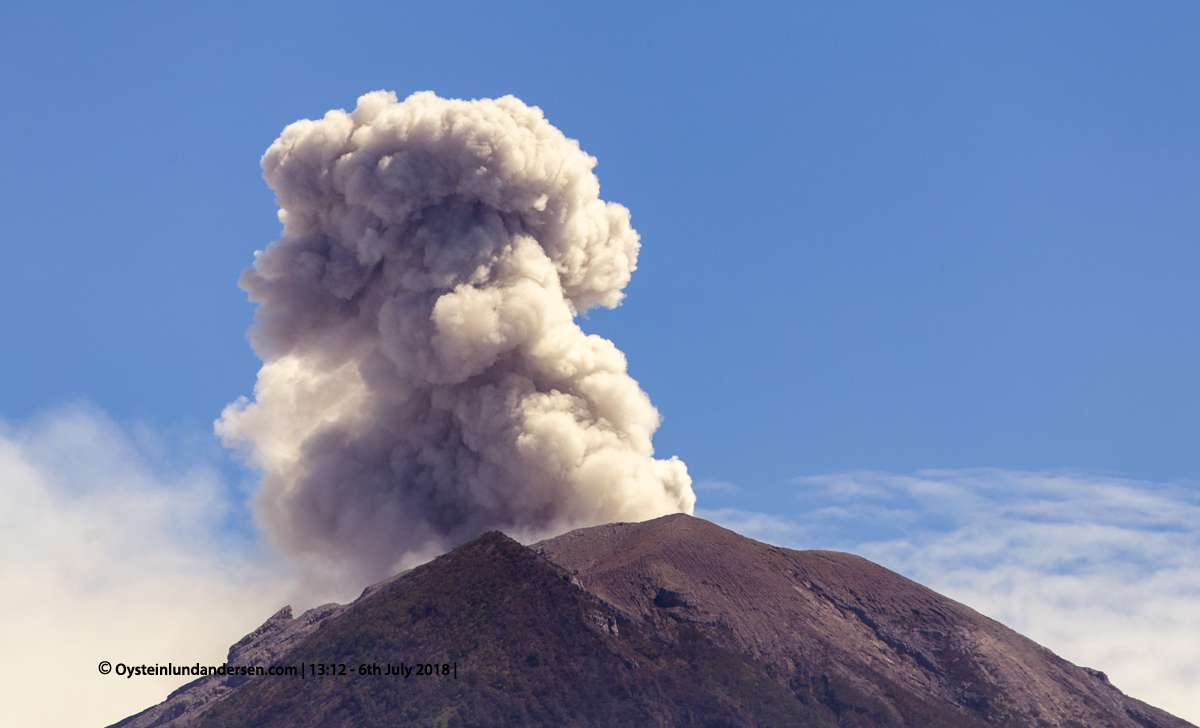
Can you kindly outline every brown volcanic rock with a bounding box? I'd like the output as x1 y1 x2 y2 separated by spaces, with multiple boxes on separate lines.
109 603 346 728
109 515 1195 728
534 514 1191 728
170 531 828 727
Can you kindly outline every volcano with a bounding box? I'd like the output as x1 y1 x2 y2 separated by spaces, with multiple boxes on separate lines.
110 515 1193 727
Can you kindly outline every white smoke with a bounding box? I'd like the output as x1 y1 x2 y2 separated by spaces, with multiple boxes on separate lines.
217 91 694 587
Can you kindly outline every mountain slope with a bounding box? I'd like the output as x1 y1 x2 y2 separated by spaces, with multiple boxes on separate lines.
535 514 1189 728
109 515 1194 728
158 531 840 727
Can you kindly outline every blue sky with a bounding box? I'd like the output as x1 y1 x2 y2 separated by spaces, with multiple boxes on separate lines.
2 2 1199 725
5 2 1200 488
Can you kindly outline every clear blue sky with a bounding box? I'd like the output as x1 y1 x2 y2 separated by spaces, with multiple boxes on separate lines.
3 0 1199 506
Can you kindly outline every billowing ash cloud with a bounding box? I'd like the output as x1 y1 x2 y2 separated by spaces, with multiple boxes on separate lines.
217 91 694 585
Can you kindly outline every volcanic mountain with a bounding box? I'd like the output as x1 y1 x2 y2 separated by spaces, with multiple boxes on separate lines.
110 515 1193 728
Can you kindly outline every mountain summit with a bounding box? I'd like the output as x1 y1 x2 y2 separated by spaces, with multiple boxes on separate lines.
111 515 1192 727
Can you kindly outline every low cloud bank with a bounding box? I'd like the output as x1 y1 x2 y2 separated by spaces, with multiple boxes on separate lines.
0 406 288 728
701 469 1200 724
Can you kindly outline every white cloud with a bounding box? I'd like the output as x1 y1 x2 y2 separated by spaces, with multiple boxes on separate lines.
693 479 741 493
0 406 291 728
699 468 1200 725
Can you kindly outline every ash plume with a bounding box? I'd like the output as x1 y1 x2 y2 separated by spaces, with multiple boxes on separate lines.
217 91 694 586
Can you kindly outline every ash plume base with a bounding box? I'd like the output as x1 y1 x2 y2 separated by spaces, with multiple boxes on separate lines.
217 91 694 590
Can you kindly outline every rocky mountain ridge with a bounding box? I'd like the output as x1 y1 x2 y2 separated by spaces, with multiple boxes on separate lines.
109 514 1194 728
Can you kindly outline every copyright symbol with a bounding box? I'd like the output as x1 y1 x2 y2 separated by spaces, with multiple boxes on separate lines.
99 661 112 675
